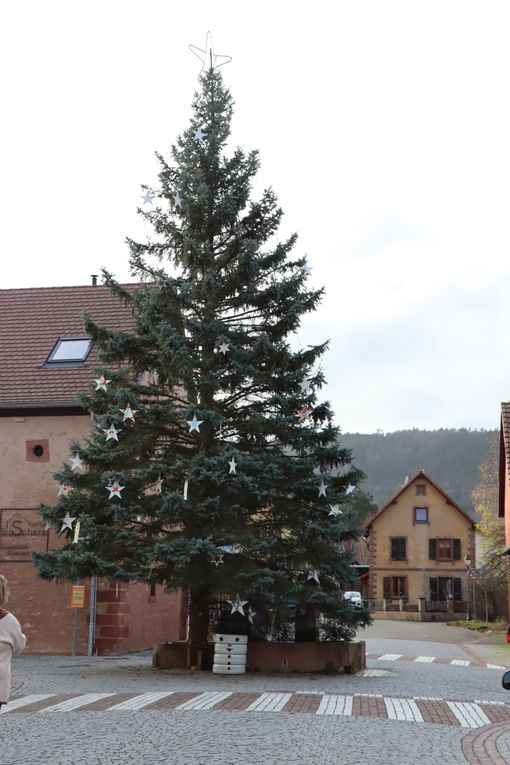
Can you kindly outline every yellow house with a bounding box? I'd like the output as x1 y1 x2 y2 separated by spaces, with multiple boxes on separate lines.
365 470 476 619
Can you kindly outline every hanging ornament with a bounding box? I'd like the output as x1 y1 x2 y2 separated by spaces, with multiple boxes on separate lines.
183 480 189 500
154 476 163 494
218 342 230 355
60 511 76 532
227 598 248 615
57 483 73 498
210 554 224 567
345 485 356 495
72 521 81 544
307 569 320 585
120 404 137 422
247 607 256 624
328 504 343 517
94 375 111 392
194 126 206 141
302 265 312 277
317 480 327 498
69 455 83 471
187 414 203 433
298 378 310 394
105 480 125 500
228 457 237 475
103 424 121 442
174 192 183 209
141 191 155 205
296 405 314 423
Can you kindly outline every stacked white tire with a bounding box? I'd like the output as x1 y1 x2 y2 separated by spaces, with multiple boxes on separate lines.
212 633 248 674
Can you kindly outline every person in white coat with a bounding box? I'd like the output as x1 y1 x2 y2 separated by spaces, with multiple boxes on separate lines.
0 575 26 707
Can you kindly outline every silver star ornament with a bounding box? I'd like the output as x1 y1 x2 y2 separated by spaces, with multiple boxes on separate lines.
318 480 327 498
228 457 237 475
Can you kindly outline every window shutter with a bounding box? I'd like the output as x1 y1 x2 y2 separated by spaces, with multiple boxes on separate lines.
429 539 437 560
453 539 461 560
383 577 391 598
430 577 438 600
453 578 462 600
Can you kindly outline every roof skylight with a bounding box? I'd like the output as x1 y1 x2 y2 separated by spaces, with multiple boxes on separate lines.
46 337 91 365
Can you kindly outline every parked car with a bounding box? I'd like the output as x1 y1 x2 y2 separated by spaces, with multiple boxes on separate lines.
343 591 363 610
502 671 510 690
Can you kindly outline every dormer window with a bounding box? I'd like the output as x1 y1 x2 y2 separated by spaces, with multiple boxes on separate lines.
45 337 91 366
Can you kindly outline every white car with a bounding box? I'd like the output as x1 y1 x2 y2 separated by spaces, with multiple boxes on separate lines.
343 591 363 609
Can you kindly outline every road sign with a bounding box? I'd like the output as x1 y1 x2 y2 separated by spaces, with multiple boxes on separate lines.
70 584 86 608
467 568 480 581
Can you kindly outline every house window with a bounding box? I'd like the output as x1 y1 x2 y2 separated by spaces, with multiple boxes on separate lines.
416 484 426 496
390 537 407 561
429 538 461 560
45 337 91 366
430 577 462 601
414 506 428 524
383 576 407 598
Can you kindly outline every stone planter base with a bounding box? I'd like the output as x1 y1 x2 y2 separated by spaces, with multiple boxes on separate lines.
153 640 366 674
246 641 365 674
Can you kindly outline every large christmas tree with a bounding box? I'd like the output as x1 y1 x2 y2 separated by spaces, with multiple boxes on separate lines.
34 62 369 664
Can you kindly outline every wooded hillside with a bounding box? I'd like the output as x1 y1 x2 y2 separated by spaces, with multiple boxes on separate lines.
339 429 498 516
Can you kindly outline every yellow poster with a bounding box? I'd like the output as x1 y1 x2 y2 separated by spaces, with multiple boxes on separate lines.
70 585 85 608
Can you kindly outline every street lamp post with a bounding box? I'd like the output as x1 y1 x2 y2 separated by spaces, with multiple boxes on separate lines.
464 554 472 621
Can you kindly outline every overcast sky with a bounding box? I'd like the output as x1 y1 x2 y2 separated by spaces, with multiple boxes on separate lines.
2 1 509 434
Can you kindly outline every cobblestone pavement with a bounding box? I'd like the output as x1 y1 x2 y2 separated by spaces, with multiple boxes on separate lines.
3 622 510 765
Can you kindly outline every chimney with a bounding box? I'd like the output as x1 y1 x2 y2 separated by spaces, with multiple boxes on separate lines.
91 275 98 286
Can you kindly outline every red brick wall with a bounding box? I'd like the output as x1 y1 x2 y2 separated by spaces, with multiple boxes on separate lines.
0 414 184 654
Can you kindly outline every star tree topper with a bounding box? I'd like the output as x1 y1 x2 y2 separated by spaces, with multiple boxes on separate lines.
189 32 232 72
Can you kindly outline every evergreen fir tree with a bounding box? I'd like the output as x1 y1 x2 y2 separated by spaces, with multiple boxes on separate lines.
34 66 369 664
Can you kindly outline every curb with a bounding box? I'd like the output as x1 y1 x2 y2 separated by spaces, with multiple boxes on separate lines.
462 722 510 765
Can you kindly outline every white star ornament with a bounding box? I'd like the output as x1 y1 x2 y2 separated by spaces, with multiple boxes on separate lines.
228 457 237 475
94 375 111 392
106 480 125 500
60 511 76 532
318 480 327 498
227 598 248 615
69 455 83 471
103 424 121 442
329 504 343 516
120 405 137 422
187 415 203 433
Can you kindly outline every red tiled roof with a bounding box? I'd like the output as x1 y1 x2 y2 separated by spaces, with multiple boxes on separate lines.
364 469 475 528
0 284 137 408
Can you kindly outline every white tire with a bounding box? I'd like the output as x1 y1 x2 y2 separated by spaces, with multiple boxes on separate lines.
213 663 246 674
213 644 247 656
213 654 247 666
213 633 248 645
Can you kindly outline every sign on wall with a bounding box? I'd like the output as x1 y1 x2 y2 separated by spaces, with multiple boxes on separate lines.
0 509 50 562
70 585 86 608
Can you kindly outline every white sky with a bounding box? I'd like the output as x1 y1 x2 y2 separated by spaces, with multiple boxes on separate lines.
1 1 509 433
